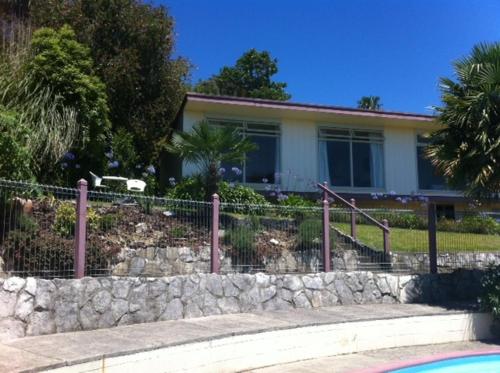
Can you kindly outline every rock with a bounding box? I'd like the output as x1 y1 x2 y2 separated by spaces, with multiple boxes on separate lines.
160 299 183 320
269 238 279 245
0 290 17 317
283 275 303 291
3 277 25 292
26 311 56 336
148 280 167 297
292 292 311 309
302 275 323 290
169 277 183 298
205 274 223 297
54 301 80 332
129 257 146 276
375 276 391 295
260 286 277 303
98 311 115 329
80 304 100 330
217 297 240 314
0 319 25 341
323 272 336 285
112 280 131 299
334 279 354 304
230 274 255 291
135 222 148 234
222 278 239 297
111 299 129 322
255 273 270 288
202 293 221 316
25 278 37 296
15 292 34 321
93 290 112 313
184 301 203 318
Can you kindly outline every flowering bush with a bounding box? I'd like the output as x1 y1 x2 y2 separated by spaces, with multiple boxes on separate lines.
479 265 500 320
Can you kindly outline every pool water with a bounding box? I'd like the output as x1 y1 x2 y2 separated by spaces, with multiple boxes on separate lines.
390 353 500 373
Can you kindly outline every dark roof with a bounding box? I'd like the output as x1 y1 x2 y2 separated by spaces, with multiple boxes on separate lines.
183 92 436 121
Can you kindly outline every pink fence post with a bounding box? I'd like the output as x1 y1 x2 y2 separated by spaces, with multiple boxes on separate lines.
74 179 88 279
322 196 331 272
350 198 357 240
382 219 391 259
211 193 220 274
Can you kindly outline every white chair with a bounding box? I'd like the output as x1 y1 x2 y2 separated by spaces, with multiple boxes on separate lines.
126 179 146 193
89 172 107 188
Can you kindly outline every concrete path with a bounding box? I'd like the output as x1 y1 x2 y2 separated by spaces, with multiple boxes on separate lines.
0 303 493 372
250 340 500 373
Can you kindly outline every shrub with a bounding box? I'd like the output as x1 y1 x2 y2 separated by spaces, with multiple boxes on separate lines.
53 202 99 237
479 265 500 320
218 182 268 206
298 219 335 249
459 215 500 235
99 213 120 232
224 226 256 257
166 176 205 201
278 194 317 208
16 214 38 234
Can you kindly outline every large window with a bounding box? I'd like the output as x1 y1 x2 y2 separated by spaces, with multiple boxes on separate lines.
318 128 384 188
416 135 447 190
209 119 280 184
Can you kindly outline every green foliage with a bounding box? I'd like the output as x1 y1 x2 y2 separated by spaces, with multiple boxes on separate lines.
16 214 38 234
437 215 500 235
53 202 99 237
194 49 291 100
0 108 33 180
218 182 268 206
171 225 188 239
224 226 256 256
166 176 205 201
357 96 382 110
31 0 189 175
298 219 335 248
28 25 110 179
278 194 317 208
370 212 427 230
166 121 258 199
480 265 500 320
110 128 139 178
99 213 119 232
427 43 500 197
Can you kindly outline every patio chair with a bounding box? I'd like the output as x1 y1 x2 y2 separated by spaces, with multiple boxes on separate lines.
89 171 107 189
126 179 146 193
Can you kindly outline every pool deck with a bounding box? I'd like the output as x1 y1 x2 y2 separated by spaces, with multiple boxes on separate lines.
0 303 496 372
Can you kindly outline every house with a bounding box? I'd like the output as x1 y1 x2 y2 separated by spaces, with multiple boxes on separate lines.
165 92 499 216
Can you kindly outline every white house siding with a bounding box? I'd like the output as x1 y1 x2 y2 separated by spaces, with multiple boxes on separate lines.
181 111 204 177
383 126 418 195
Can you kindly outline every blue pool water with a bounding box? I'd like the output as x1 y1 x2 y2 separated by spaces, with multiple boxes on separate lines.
390 354 500 373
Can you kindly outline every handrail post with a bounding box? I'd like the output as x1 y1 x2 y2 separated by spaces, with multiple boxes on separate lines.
350 198 357 240
382 219 391 260
322 197 331 272
74 179 87 279
211 193 220 274
428 203 438 274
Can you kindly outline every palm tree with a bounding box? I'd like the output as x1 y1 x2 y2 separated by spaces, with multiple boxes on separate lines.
357 96 382 110
166 120 258 200
426 43 500 197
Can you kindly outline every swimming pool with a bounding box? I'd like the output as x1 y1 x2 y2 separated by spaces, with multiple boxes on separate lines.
388 353 500 373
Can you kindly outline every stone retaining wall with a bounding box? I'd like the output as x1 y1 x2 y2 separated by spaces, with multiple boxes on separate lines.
392 252 500 271
0 269 483 341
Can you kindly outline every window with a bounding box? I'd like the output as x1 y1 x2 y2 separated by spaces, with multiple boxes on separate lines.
436 204 455 220
318 128 384 188
416 135 447 190
209 119 280 184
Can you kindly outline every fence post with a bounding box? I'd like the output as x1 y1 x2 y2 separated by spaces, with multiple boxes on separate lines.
382 219 391 260
322 197 331 272
211 193 220 274
350 198 357 240
428 203 438 274
74 179 88 279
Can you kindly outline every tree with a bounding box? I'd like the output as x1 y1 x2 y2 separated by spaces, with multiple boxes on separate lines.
194 49 291 101
166 121 258 200
27 25 110 180
357 96 382 110
29 0 190 178
426 43 500 197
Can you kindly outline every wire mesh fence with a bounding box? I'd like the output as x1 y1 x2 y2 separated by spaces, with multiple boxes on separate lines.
0 179 78 279
219 203 324 274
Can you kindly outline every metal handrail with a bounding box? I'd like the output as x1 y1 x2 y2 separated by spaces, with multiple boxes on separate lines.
317 182 390 233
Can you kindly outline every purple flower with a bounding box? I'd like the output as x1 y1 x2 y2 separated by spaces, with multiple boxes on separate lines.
63 152 75 161
168 177 176 186
136 164 143 169
75 164 81 169
142 172 148 178
228 182 235 188
400 198 408 204
108 160 119 169
277 193 288 201
389 190 396 196
270 192 276 197
146 165 156 175
395 197 402 202
262 177 269 183
105 150 113 159
60 162 68 169
265 185 272 191
231 167 242 176
219 167 226 175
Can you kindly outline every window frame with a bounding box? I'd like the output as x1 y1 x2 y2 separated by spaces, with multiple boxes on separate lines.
317 126 385 189
207 117 281 185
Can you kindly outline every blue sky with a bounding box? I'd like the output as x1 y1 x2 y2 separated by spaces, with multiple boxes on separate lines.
156 0 500 114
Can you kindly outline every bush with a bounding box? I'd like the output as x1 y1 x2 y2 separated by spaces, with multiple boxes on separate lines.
224 226 256 256
459 215 500 235
278 194 317 208
53 202 100 237
479 265 500 320
166 176 205 201
218 182 268 206
298 219 335 249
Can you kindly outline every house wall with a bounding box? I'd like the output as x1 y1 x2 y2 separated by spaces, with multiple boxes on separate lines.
180 106 441 197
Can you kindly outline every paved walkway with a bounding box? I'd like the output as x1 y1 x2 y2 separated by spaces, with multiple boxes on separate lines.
0 303 494 372
250 340 499 373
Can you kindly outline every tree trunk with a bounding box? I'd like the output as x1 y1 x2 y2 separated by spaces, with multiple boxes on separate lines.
205 162 219 201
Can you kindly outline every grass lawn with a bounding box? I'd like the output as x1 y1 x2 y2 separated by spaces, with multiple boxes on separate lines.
334 222 500 253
